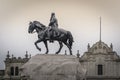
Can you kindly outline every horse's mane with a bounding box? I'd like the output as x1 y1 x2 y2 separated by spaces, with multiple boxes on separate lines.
33 21 46 30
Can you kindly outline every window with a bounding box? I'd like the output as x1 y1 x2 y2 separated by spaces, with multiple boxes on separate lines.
15 67 19 76
98 64 103 75
95 47 97 50
10 67 14 76
103 46 106 49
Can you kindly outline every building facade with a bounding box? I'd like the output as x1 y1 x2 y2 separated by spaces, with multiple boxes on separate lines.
80 41 120 80
0 51 30 80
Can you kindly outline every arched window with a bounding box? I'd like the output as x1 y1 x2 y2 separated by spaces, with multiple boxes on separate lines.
95 46 97 50
10 67 14 76
98 64 103 75
103 46 106 49
15 67 19 76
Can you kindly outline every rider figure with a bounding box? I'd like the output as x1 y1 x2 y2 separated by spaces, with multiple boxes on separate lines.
48 13 59 42
49 12 58 28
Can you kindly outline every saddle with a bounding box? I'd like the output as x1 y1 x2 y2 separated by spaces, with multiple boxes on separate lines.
47 27 59 42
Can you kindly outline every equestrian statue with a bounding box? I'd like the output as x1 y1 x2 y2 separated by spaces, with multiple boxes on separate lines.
28 13 74 55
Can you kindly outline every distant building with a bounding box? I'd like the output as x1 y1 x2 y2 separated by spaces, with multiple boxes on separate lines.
0 51 30 80
80 41 120 80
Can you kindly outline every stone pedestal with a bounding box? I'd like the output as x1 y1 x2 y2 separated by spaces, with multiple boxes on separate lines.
20 54 86 80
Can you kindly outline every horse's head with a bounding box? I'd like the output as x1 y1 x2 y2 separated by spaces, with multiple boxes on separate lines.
28 21 46 34
28 21 36 33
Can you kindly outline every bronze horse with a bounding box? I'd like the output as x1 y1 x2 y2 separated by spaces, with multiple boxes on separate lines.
28 21 74 55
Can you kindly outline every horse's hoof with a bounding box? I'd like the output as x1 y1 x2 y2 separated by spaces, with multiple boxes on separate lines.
55 52 58 54
70 53 72 55
38 48 41 51
45 51 48 54
45 52 48 54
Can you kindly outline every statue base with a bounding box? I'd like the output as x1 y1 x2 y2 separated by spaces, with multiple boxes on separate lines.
20 54 86 80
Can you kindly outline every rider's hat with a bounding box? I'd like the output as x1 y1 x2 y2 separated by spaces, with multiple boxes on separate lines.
51 12 55 16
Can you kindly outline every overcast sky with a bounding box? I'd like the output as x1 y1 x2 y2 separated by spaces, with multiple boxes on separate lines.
0 0 120 69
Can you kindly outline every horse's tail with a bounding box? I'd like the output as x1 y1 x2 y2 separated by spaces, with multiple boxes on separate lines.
67 31 74 49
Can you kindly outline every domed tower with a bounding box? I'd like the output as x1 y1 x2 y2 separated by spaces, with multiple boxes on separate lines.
80 41 120 80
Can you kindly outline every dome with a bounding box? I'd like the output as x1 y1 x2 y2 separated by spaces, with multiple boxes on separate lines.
88 41 113 54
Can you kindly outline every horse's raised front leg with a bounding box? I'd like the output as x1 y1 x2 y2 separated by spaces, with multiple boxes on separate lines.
56 41 63 54
43 41 49 54
34 40 41 52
